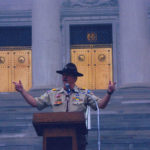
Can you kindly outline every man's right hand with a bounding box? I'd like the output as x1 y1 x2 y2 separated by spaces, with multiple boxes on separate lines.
13 80 24 93
13 80 37 107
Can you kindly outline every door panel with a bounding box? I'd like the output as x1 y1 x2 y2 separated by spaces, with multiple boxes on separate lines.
12 50 32 92
94 64 111 89
71 46 113 90
93 48 113 89
71 49 92 89
0 51 11 92
0 49 32 92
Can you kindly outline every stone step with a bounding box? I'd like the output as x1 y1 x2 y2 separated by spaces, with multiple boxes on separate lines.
87 143 150 150
0 113 149 135
1 96 150 105
88 130 150 142
87 130 150 150
101 103 150 114
94 88 150 100
0 96 150 113
0 124 35 136
1 102 150 115
0 113 33 120
0 90 47 99
0 137 42 150
0 129 149 145
0 145 41 150
1 87 150 100
0 112 149 123
0 106 51 114
0 132 149 150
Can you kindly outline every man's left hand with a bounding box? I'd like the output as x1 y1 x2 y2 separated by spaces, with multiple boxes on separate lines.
107 81 116 95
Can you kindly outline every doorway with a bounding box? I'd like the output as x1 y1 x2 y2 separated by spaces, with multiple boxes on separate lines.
70 24 113 90
0 26 32 92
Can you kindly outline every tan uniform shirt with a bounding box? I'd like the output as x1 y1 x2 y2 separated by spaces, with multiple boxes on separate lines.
35 85 101 112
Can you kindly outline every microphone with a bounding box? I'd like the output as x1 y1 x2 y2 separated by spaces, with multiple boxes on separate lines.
65 83 71 95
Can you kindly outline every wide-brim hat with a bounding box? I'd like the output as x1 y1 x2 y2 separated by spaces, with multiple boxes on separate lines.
56 63 83 77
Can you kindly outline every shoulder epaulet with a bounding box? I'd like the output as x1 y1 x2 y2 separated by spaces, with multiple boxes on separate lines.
47 88 60 93
79 88 92 94
52 88 57 91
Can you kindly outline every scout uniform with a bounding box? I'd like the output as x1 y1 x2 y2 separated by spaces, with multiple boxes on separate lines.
35 86 101 112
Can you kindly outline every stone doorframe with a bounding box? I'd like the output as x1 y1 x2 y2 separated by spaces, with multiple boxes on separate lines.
60 15 119 87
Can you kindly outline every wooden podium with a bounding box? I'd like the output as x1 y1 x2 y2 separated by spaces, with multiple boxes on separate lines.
32 112 87 150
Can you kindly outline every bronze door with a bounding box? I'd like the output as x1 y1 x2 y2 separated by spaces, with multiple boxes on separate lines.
0 48 32 92
71 49 92 89
92 48 113 89
71 46 113 90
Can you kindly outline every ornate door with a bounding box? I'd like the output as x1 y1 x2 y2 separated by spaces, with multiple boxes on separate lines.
92 48 113 89
0 48 32 92
71 49 92 89
71 46 113 90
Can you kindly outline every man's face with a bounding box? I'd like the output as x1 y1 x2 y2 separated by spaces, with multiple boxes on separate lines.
62 74 77 86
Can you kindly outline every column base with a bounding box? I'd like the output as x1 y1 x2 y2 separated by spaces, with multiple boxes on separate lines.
119 82 150 89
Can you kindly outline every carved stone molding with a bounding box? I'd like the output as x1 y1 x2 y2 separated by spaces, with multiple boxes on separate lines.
0 46 31 51
0 10 32 26
62 0 118 8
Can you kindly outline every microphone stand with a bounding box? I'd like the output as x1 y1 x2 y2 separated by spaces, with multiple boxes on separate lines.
65 83 71 95
86 94 101 150
94 100 101 150
65 83 71 112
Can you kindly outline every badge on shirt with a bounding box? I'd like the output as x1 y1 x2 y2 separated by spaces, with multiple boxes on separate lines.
72 94 84 104
54 94 63 106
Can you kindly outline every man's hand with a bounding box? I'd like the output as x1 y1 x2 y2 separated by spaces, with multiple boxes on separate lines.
13 80 24 93
13 80 37 107
98 81 116 109
107 81 116 95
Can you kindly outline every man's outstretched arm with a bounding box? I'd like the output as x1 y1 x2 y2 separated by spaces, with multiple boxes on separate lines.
98 81 116 109
13 80 37 107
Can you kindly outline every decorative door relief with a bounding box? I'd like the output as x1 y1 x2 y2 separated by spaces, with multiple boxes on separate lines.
71 47 113 90
12 50 32 92
71 49 92 89
93 48 113 89
0 51 11 92
0 49 32 92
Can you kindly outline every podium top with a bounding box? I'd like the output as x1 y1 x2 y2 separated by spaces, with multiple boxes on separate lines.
32 112 87 136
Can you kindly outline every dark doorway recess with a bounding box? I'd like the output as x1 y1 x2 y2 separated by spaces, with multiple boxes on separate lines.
0 26 31 46
70 24 112 45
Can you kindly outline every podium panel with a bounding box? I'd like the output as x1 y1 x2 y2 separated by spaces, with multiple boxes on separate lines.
33 112 87 150
46 137 72 150
43 128 77 150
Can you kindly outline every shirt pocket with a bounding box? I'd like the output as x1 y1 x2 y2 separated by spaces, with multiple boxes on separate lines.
52 93 64 106
72 95 85 105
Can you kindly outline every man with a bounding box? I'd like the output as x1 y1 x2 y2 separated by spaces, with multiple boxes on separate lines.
13 63 116 149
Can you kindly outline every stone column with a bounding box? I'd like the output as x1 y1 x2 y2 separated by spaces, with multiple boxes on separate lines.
118 0 150 87
32 0 63 89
